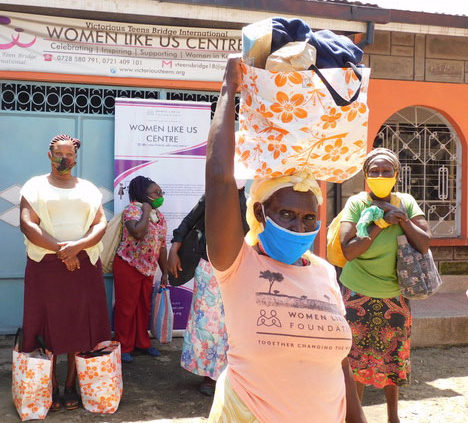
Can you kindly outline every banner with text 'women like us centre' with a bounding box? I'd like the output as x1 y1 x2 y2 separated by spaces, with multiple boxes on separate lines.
114 98 211 330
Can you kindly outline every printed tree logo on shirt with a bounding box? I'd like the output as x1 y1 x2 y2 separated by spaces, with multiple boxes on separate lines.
259 270 284 294
256 269 341 313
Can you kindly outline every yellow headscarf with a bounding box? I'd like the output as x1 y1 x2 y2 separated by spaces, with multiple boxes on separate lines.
245 170 323 246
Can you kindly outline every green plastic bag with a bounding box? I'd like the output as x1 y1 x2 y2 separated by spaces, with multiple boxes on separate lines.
356 206 384 237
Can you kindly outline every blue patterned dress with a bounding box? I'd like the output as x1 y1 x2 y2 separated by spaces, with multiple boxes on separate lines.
181 258 228 379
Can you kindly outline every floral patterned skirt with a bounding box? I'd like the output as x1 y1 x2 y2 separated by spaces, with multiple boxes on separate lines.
342 287 412 388
181 258 228 380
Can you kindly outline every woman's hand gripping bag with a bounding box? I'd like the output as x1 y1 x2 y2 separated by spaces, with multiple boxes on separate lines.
76 340 123 414
235 62 370 182
11 332 53 421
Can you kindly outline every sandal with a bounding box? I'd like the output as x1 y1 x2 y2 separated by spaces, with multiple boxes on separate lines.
50 386 62 411
63 386 80 411
199 377 216 397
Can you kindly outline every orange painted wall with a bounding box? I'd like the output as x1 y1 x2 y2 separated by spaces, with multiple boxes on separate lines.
366 79 468 245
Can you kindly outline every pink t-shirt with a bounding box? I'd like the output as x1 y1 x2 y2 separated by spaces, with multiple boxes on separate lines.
212 242 352 423
117 203 167 276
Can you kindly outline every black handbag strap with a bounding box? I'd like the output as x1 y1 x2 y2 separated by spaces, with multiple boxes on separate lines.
35 335 48 355
14 329 49 354
14 328 23 351
309 62 362 107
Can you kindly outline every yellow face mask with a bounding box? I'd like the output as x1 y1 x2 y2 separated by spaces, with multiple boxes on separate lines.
366 176 397 198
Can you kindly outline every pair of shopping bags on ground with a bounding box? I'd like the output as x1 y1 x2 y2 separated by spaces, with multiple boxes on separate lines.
12 334 122 421
12 281 172 422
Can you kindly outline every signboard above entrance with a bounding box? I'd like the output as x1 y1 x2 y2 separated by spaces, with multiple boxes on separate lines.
0 11 241 81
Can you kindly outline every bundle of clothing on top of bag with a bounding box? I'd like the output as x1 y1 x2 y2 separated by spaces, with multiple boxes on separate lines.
242 17 363 71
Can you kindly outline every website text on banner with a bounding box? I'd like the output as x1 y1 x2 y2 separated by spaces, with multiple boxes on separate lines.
0 11 240 80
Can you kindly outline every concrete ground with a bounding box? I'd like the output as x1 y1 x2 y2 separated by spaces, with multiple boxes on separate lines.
1 336 467 422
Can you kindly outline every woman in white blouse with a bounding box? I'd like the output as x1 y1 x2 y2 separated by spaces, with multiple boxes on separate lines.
19 134 111 411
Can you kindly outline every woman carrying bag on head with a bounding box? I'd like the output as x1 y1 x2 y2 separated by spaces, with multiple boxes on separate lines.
204 54 366 423
113 175 168 364
339 148 432 423
168 188 248 396
19 134 111 411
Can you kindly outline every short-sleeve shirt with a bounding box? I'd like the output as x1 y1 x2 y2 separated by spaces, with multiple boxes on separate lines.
20 175 103 264
339 192 425 298
116 203 167 276
211 242 352 423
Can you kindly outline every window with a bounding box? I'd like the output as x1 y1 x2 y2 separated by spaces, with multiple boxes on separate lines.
374 106 461 238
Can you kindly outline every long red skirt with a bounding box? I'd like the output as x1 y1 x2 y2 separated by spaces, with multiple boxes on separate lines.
22 251 111 355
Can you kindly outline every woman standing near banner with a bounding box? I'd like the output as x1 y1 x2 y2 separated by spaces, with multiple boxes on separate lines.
113 175 168 363
19 134 111 411
169 187 248 396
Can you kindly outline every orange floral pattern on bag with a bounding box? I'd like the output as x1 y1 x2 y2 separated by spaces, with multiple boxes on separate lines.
234 64 371 183
12 347 53 421
270 92 308 123
76 341 123 414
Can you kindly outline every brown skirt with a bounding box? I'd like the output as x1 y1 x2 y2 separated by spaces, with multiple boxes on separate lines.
22 251 111 355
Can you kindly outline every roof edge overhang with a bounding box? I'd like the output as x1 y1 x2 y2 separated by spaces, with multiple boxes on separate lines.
167 0 468 30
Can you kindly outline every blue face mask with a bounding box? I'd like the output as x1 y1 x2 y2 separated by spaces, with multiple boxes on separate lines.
258 217 321 265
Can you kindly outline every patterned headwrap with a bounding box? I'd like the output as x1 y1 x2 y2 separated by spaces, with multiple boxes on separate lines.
49 134 81 152
245 170 323 246
363 147 400 176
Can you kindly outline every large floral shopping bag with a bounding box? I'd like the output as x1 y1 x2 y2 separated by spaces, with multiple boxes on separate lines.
11 331 53 421
76 340 123 414
235 62 370 182
150 284 174 344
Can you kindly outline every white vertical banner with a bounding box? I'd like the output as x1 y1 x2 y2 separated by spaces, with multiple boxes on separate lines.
114 98 211 330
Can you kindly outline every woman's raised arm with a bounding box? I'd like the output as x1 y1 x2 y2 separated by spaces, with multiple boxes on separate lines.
205 55 245 271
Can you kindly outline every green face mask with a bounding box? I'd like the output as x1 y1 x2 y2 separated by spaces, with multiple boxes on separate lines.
151 197 164 208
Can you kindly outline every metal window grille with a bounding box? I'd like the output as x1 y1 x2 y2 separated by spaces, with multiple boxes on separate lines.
374 106 460 238
0 81 239 119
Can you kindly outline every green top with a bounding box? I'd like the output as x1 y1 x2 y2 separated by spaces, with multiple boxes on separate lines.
339 192 424 298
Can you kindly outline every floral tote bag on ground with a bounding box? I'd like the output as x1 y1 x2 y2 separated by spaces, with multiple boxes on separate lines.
12 331 53 421
76 340 123 414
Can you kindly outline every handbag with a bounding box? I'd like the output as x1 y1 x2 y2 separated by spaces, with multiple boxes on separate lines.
396 235 442 300
326 209 347 268
150 284 174 344
12 329 53 421
168 219 204 286
76 340 123 414
234 62 370 182
100 211 123 274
